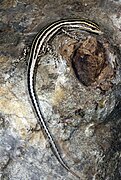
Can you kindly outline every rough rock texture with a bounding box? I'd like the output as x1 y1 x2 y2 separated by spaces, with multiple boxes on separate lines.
0 0 121 180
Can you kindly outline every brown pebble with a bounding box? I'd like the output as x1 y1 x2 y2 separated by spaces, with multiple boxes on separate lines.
59 35 115 91
72 37 106 86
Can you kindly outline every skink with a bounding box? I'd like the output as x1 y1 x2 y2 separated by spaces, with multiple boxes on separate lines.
27 19 102 179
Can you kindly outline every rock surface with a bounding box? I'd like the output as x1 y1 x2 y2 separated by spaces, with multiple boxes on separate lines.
0 0 121 179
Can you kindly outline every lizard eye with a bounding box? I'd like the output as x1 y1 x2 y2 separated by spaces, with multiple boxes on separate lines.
91 27 96 30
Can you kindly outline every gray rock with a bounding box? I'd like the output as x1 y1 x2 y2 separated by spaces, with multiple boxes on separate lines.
0 0 121 179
